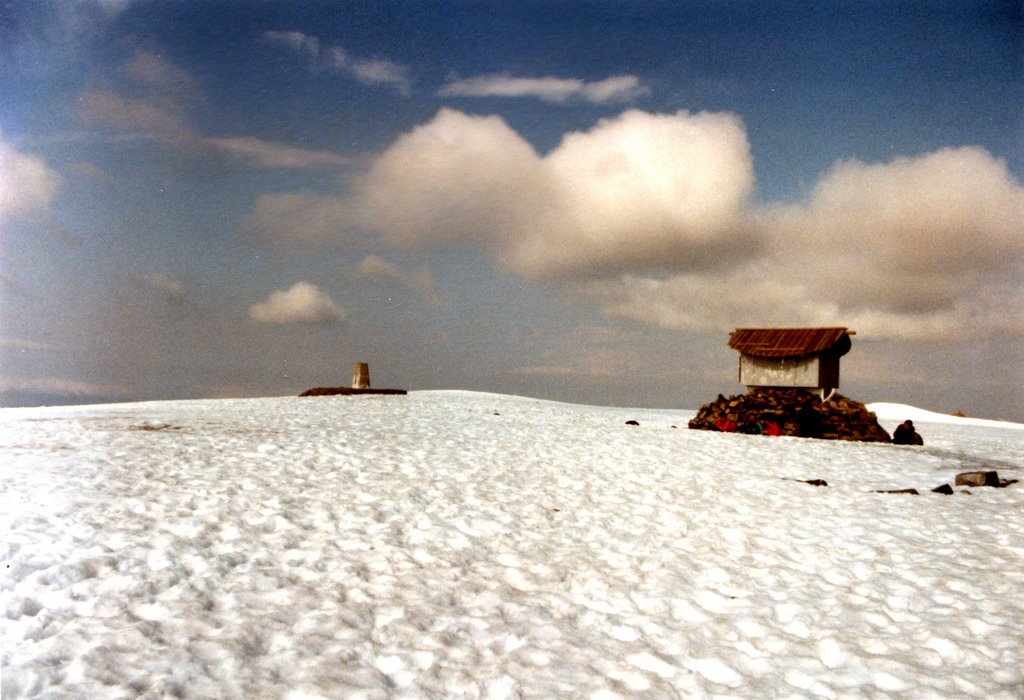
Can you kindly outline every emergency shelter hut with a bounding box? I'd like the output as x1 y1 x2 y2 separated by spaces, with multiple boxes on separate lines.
728 327 854 400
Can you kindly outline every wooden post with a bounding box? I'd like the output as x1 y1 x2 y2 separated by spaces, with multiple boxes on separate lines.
352 362 370 389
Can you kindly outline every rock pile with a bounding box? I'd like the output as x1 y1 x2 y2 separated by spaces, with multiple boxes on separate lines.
688 387 891 442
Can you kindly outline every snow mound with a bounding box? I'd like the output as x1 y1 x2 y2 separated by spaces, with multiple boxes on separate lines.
2 391 1022 698
868 402 1024 430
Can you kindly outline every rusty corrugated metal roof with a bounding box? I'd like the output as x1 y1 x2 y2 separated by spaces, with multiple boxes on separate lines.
728 327 853 358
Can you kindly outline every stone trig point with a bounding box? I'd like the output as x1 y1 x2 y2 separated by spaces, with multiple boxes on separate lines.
300 362 407 397
352 362 371 389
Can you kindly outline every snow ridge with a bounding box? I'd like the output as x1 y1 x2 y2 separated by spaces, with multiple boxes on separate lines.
867 402 1024 430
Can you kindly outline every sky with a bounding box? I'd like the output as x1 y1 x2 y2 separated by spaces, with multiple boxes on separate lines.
1 1 1022 420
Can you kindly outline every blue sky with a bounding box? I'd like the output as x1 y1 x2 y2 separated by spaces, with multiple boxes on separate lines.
2 1 1022 419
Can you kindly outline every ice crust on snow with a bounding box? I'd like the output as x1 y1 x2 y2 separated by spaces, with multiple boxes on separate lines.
2 391 1022 698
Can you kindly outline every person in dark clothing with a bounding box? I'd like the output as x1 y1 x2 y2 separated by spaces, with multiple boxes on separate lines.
892 420 923 445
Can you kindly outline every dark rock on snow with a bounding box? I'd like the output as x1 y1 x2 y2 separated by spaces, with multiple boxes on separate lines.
782 478 829 487
955 471 1000 487
954 471 1018 488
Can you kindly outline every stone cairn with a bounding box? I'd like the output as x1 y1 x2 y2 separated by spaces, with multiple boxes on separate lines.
688 387 891 442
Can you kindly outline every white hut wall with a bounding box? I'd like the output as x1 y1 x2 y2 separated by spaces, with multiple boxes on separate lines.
740 354 826 389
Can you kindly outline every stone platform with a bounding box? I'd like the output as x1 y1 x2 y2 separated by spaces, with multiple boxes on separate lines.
688 387 890 442
299 387 407 397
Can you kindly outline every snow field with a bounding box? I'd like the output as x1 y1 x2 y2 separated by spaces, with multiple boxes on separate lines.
2 391 1022 698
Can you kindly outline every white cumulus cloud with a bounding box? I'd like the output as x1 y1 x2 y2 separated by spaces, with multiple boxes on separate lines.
765 147 1024 314
585 146 1024 339
249 282 345 325
345 109 544 249
241 108 1023 341
334 108 755 278
513 109 755 276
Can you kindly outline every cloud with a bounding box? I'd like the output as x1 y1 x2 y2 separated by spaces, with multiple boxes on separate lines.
92 0 133 15
340 109 542 248
139 273 186 303
577 271 967 339
510 324 662 385
80 88 346 169
0 338 59 352
0 375 121 398
78 89 192 139
248 282 345 325
582 147 1024 339
765 147 1024 314
0 272 36 300
356 254 400 279
438 74 649 103
356 255 441 305
241 192 354 245
339 108 755 278
242 108 1023 341
579 272 827 332
329 49 411 94
512 109 755 276
4 1 137 82
0 134 62 224
205 137 349 169
512 365 578 377
122 49 197 99
264 30 411 93
263 30 320 59
76 50 197 139
78 52 347 169
69 161 110 181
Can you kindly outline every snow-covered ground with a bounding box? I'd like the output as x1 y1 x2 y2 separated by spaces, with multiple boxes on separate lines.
2 391 1022 699
868 402 1024 431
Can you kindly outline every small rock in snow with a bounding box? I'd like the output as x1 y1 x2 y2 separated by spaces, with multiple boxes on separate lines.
781 478 828 487
955 471 999 487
